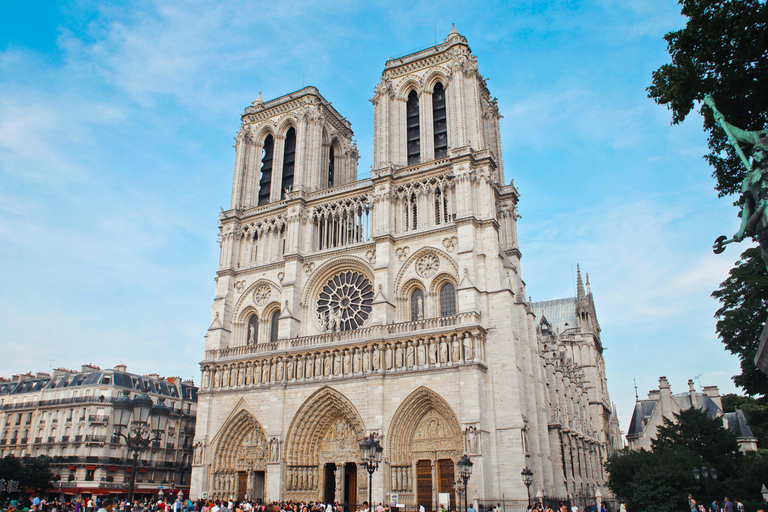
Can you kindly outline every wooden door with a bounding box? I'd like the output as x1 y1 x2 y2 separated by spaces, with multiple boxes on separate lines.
416 460 433 511
437 459 455 510
237 471 247 501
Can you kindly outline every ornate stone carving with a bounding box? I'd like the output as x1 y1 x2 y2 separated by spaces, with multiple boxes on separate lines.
253 285 271 306
415 254 440 278
316 271 374 332
464 425 479 454
269 437 281 462
277 272 285 283
234 280 246 293
395 246 410 262
442 236 458 252
303 262 315 275
365 249 376 264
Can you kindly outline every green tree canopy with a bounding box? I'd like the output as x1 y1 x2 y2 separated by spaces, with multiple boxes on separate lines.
0 455 53 491
712 247 768 398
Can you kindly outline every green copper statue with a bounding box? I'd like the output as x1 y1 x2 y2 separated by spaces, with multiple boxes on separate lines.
706 94 768 270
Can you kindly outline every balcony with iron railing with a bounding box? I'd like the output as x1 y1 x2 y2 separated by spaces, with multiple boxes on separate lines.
85 435 106 443
88 414 109 424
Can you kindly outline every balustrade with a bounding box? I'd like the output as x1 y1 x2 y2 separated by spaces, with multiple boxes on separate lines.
308 194 371 251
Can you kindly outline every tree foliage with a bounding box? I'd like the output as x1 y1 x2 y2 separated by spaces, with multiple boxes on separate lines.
0 455 53 491
648 0 768 197
712 247 768 397
605 408 768 512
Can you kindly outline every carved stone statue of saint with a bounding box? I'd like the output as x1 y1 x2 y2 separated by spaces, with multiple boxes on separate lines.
276 360 284 381
406 344 415 367
248 324 255 345
237 367 245 386
463 333 474 360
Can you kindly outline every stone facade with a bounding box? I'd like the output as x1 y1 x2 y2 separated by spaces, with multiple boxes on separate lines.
0 364 197 500
192 27 621 507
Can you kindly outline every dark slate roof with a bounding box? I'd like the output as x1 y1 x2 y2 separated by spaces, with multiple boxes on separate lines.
725 409 756 439
532 297 578 334
627 400 657 437
672 392 721 417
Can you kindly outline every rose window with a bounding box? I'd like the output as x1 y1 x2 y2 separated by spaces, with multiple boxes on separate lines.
253 285 271 306
416 254 440 278
316 271 374 332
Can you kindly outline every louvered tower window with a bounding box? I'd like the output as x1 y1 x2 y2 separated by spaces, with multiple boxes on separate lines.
440 283 456 317
433 82 448 158
258 135 274 206
407 90 420 165
327 144 335 188
281 127 296 198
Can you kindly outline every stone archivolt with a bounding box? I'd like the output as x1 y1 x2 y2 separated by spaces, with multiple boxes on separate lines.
211 410 268 499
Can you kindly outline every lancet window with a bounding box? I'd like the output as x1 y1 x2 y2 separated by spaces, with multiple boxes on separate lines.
237 216 286 267
281 128 296 198
395 176 455 233
327 144 335 189
270 310 280 343
247 315 259 345
411 289 425 322
258 135 274 206
440 283 456 317
432 82 448 158
407 90 420 165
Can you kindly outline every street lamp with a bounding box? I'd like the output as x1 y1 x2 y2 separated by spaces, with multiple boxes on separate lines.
693 465 717 507
761 484 768 503
456 455 473 512
359 434 383 510
521 468 533 508
112 392 170 504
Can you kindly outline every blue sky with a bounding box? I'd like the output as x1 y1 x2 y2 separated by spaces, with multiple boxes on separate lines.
0 0 750 433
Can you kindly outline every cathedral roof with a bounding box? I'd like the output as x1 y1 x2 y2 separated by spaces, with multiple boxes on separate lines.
531 297 578 334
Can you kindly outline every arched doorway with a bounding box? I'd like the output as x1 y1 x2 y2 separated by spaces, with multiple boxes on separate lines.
388 387 463 510
286 387 367 508
211 410 268 502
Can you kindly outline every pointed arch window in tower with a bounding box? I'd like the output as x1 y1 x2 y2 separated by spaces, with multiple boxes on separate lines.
407 90 420 165
432 82 448 158
327 143 335 189
281 127 296 198
258 135 274 206
440 283 456 317
270 310 280 343
411 288 424 322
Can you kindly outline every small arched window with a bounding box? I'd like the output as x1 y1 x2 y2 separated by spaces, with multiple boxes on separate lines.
281 127 296 198
247 315 259 345
269 310 280 342
327 143 335 188
440 283 456 317
407 90 420 165
258 135 274 205
432 82 448 158
411 289 425 322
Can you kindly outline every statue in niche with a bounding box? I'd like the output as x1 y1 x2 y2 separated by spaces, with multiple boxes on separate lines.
385 346 393 369
363 349 371 371
193 442 204 464
269 437 280 462
417 342 426 366
202 370 210 389
237 367 244 386
245 365 252 385
429 342 438 365
395 345 403 368
333 354 341 375
314 356 322 377
296 357 303 379
343 351 351 374
452 336 460 361
262 362 270 383
463 333 473 360
406 345 415 367
372 348 380 370
248 324 255 345
333 308 343 332
324 354 332 376
213 369 220 388
439 340 448 363
253 364 261 385
287 359 294 380
465 425 478 454
416 294 424 320
276 360 284 381
353 350 361 372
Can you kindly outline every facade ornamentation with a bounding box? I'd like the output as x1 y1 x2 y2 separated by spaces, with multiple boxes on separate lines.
193 26 620 507
234 280 247 293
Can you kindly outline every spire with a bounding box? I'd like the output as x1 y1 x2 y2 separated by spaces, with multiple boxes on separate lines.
576 264 585 300
585 273 591 295
446 24 460 41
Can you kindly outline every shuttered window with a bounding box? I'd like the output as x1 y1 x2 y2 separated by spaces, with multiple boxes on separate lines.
281 127 296 198
258 135 274 205
433 82 448 158
407 91 420 165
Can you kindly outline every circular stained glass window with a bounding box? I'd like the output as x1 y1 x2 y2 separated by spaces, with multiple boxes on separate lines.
317 271 374 332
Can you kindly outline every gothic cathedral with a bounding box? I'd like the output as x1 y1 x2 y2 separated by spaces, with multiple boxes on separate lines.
191 26 622 507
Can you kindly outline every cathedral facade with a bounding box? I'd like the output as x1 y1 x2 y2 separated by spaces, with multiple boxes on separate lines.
191 27 621 508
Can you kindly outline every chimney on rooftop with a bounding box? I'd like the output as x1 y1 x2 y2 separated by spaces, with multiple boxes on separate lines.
688 379 698 408
115 364 127 373
702 385 722 410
